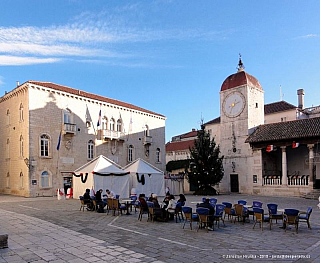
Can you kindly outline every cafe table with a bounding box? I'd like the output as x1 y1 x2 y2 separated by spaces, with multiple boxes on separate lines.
121 198 133 215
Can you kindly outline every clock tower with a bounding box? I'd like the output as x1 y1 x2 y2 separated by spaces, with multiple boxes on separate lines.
219 58 264 193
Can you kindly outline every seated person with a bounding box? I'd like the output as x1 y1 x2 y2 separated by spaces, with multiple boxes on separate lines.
166 195 177 220
148 193 154 202
106 189 116 199
198 197 215 229
151 193 161 208
95 189 105 212
83 189 93 210
177 194 186 204
163 192 171 207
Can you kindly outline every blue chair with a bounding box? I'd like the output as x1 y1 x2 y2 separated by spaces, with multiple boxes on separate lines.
249 201 263 219
214 204 225 227
182 206 198 230
298 207 312 229
136 200 149 221
147 201 155 222
234 204 249 224
209 198 217 206
252 208 269 231
174 202 184 223
79 196 86 211
202 197 206 202
116 194 120 199
129 195 138 212
283 209 299 233
196 207 212 232
267 203 283 229
222 202 235 220
238 200 247 205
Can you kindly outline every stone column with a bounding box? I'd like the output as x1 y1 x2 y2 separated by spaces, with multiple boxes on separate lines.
281 146 287 186
308 144 315 188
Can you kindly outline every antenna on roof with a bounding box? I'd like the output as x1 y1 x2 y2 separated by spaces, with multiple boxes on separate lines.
280 85 284 101
237 53 245 72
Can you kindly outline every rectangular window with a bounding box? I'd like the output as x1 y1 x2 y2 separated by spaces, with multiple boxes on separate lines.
281 117 287 122
253 175 257 184
41 140 49 157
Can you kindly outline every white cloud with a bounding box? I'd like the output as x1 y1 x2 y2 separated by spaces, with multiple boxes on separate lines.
297 34 318 39
0 76 4 85
0 56 61 66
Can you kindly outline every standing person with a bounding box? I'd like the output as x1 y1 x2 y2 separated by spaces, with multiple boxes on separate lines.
106 189 116 199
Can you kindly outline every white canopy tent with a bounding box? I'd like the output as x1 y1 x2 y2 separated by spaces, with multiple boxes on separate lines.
73 155 130 199
123 158 165 197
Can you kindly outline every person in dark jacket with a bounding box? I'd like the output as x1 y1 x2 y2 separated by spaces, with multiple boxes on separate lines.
95 189 104 212
198 197 215 229
83 189 93 210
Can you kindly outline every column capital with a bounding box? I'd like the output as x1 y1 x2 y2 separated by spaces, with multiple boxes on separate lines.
280 146 286 151
307 144 315 149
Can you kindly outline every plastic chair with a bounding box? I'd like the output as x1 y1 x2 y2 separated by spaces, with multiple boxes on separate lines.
267 203 283 229
196 207 212 232
283 209 299 233
252 208 269 231
182 206 198 230
249 201 263 219
147 201 155 222
222 202 235 220
214 204 225 227
234 204 249 224
116 194 120 199
238 200 247 205
79 196 86 211
129 195 138 212
298 207 312 229
209 198 217 207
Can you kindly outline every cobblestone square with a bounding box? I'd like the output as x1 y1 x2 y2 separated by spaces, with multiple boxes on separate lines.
0 194 319 262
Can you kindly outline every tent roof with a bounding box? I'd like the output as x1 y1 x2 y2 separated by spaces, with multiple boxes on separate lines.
123 158 163 174
74 155 124 174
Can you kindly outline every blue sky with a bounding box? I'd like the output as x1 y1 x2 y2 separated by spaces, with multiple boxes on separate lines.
1 0 319 142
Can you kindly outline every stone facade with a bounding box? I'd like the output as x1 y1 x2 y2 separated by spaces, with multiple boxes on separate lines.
0 82 166 197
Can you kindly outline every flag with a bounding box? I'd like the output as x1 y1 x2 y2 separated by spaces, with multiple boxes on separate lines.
266 145 274 152
97 109 101 127
85 104 92 123
292 142 300 148
56 131 62 151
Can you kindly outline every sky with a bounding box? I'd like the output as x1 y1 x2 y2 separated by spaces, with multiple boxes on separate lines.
0 0 320 142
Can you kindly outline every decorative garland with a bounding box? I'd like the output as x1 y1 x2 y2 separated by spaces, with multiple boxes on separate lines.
136 173 145 185
72 173 89 183
92 171 130 176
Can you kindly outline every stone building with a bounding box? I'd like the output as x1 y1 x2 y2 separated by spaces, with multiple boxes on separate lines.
166 60 320 197
0 81 166 197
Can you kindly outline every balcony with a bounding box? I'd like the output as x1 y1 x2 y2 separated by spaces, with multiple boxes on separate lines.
143 135 153 145
101 129 125 141
63 123 76 135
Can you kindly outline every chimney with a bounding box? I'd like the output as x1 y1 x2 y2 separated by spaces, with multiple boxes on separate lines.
16 81 20 87
297 89 305 109
192 128 196 132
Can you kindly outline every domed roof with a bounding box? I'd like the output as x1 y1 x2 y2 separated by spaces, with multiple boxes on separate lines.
221 70 262 91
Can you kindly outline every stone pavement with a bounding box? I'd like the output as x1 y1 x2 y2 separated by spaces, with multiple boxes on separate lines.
0 194 319 263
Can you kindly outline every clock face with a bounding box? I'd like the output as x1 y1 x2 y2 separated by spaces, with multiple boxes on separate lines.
223 91 245 118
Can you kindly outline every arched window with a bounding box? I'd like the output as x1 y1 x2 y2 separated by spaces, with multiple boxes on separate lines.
19 103 24 122
40 134 50 157
156 148 161 163
128 145 134 162
20 172 24 189
6 109 10 125
144 125 150 136
87 140 94 159
117 119 122 132
6 172 10 188
110 118 115 131
63 109 71 124
6 139 10 159
40 171 50 188
102 117 108 130
20 135 24 157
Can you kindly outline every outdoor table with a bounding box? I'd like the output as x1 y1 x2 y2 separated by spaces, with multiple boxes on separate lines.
121 199 133 215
